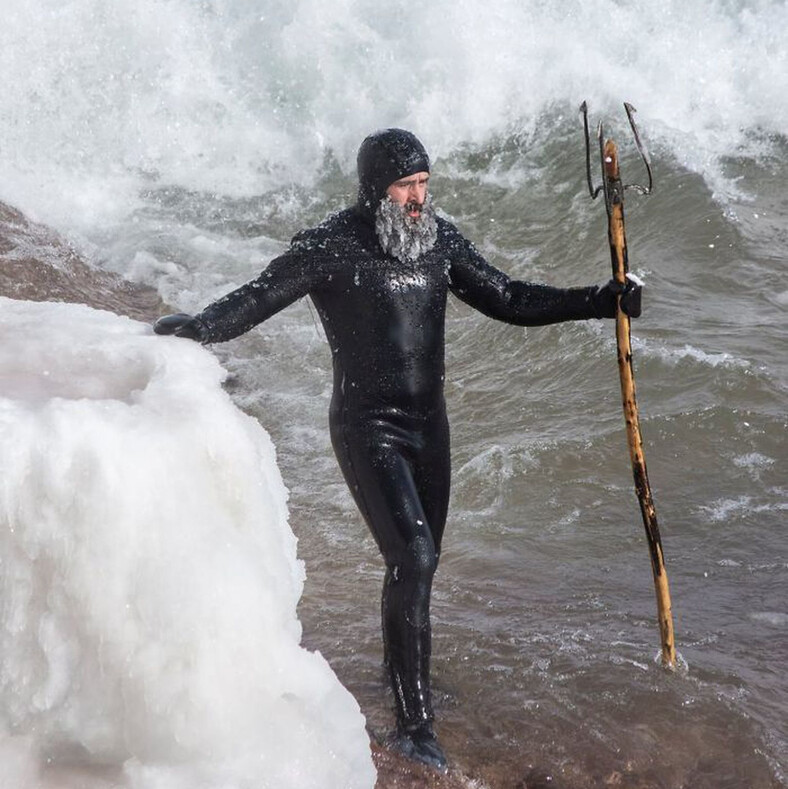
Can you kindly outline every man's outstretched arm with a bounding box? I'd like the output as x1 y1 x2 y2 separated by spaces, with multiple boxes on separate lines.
153 248 318 343
447 231 641 325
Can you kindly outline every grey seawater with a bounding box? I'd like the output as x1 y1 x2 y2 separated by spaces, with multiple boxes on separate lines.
143 126 786 787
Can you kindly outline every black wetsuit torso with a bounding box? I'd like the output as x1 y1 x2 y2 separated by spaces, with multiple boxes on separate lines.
196 205 602 733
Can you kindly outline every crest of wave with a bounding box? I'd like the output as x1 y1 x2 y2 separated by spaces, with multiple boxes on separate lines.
1 0 785 225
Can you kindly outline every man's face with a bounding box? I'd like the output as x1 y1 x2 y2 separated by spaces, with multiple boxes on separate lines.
385 172 430 218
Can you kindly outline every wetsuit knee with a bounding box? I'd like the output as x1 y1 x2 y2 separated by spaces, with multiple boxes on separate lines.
385 533 438 630
392 533 438 582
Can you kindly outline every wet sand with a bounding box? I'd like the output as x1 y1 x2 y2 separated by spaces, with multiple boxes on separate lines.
371 736 583 789
372 741 478 789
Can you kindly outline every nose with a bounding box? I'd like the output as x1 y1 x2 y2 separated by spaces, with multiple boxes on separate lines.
409 181 425 203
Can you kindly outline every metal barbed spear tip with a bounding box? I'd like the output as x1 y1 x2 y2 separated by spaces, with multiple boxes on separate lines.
623 103 653 196
580 100 676 669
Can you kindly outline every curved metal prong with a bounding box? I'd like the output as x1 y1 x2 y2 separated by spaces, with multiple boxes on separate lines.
580 101 603 200
598 119 612 211
623 102 653 195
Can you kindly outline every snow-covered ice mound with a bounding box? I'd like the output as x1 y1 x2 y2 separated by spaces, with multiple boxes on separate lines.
0 297 375 789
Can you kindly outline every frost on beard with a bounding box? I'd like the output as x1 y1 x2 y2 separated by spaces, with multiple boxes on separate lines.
375 194 438 262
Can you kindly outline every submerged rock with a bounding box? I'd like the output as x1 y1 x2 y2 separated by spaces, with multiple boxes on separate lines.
0 201 164 321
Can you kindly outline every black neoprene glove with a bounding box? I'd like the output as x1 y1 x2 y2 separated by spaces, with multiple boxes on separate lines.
592 274 643 319
153 313 208 342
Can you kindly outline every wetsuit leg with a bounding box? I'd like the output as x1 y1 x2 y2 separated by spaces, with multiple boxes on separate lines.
380 406 450 732
329 406 450 738
411 407 451 558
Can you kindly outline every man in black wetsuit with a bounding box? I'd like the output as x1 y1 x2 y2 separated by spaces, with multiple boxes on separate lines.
154 128 641 771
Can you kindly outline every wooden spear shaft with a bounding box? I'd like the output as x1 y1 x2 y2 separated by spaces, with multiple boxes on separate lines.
602 138 676 668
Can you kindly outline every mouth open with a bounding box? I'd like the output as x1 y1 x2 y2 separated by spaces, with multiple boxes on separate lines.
405 201 422 218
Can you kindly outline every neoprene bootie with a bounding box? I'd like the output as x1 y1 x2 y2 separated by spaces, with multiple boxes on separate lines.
395 721 447 772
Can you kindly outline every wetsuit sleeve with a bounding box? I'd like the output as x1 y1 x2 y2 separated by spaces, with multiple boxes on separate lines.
447 232 603 326
195 239 321 343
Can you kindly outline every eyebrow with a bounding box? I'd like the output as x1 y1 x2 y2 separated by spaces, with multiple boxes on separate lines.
394 175 430 186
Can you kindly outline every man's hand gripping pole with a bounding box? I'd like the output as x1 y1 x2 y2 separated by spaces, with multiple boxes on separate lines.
580 101 676 669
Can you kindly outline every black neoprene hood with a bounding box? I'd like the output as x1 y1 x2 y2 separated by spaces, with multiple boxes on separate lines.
356 128 430 221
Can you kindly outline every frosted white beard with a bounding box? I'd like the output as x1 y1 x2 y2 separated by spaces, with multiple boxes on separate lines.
375 194 438 262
